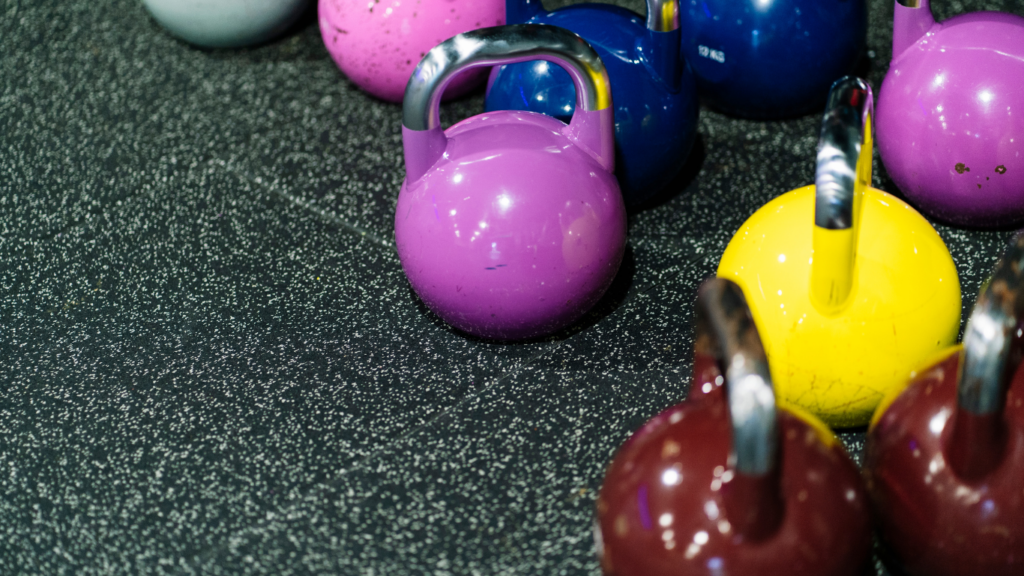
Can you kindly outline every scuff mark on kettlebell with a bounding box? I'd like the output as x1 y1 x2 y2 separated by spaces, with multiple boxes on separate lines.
955 163 970 174
996 165 1008 174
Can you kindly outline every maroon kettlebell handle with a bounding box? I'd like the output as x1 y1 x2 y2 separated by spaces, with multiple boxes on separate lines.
949 233 1024 479
695 279 783 540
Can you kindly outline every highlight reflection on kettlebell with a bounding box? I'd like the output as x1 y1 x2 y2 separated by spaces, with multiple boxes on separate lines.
485 0 699 207
718 76 961 427
877 0 1024 227
395 24 627 341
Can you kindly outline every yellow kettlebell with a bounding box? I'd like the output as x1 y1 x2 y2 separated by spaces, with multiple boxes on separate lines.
717 76 960 428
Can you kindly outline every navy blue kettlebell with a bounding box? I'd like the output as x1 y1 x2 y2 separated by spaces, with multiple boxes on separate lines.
485 0 699 208
680 0 867 119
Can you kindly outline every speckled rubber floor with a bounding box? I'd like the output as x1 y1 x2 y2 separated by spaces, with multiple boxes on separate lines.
2 0 1022 574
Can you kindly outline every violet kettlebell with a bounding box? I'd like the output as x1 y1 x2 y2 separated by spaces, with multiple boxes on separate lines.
395 24 626 341
877 0 1024 227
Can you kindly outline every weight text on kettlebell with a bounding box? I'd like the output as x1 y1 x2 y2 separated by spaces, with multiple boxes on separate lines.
698 45 726 63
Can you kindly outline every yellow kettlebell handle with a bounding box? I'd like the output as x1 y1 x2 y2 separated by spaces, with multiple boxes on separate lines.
809 79 873 314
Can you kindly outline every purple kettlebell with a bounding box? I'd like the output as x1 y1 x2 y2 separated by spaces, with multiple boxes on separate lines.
395 24 627 341
877 0 1024 227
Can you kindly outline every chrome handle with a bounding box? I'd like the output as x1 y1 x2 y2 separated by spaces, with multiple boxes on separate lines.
814 76 873 230
960 233 1024 415
403 24 611 132
696 279 777 476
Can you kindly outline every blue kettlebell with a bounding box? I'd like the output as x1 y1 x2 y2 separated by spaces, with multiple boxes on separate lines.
485 0 699 208
680 0 867 118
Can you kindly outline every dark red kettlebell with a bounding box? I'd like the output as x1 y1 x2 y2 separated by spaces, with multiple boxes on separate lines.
595 278 872 576
864 232 1024 576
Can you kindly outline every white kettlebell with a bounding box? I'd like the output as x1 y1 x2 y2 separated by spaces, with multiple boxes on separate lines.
143 0 310 48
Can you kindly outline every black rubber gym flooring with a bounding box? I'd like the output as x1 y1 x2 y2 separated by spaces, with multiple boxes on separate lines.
2 0 1021 573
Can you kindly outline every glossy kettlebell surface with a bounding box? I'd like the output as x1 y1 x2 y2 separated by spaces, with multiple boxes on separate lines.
143 0 310 48
319 0 505 102
720 185 960 425
596 279 872 576
866 350 1024 575
485 0 699 207
865 234 1024 576
395 24 626 341
718 77 961 427
876 0 1024 227
680 0 867 118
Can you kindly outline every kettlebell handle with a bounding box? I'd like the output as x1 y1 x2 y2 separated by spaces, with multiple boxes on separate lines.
815 76 873 231
944 233 1024 480
695 279 777 477
403 24 610 131
810 76 873 312
505 1 679 32
646 0 680 32
502 1 682 92
960 233 1024 415
893 0 936 57
696 278 783 541
402 24 615 182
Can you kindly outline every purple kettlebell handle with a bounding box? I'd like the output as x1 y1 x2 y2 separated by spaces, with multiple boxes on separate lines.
894 0 936 56
401 24 615 182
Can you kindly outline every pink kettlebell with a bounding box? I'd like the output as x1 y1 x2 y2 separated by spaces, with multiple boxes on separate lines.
318 0 505 102
876 0 1024 227
395 24 627 341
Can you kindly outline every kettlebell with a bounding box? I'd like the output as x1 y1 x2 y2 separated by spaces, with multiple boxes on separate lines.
876 0 1024 227
596 278 872 576
717 76 961 427
679 0 867 119
865 233 1024 576
395 24 627 341
143 0 309 48
318 0 505 102
484 0 699 208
